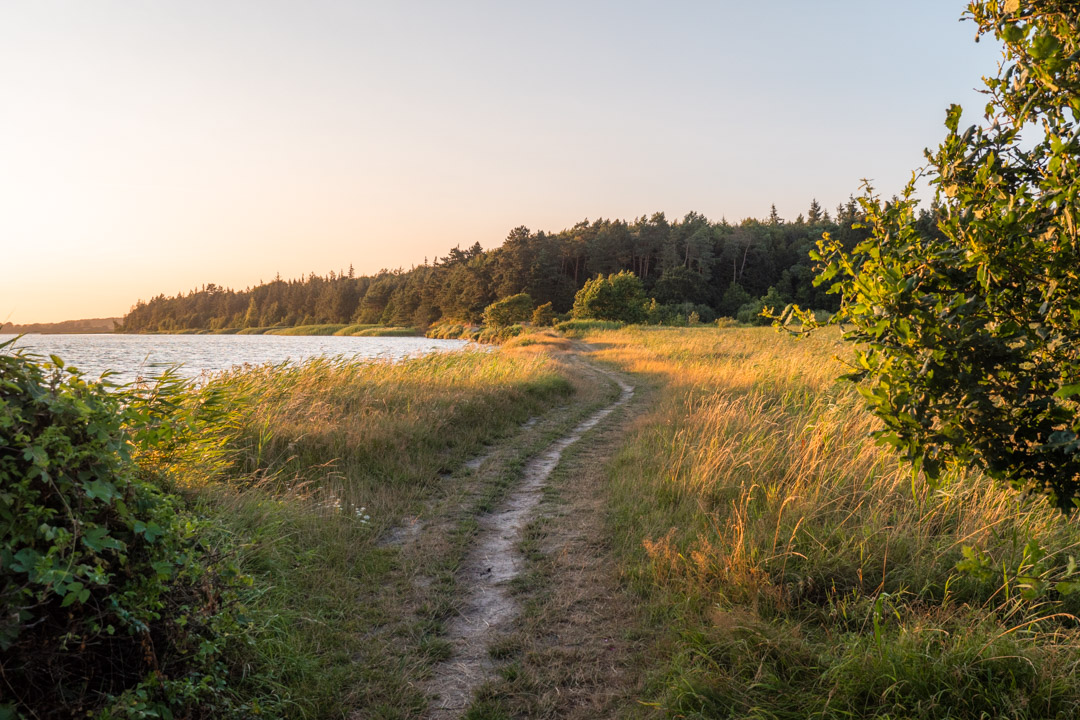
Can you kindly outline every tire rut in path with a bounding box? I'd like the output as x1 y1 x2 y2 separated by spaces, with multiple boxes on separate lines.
424 370 634 718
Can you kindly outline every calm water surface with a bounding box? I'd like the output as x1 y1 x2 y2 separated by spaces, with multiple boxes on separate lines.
0 333 473 384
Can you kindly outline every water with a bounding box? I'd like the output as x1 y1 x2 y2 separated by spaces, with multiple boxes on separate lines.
0 333 473 384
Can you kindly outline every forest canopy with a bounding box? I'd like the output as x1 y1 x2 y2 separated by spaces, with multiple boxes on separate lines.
119 201 939 333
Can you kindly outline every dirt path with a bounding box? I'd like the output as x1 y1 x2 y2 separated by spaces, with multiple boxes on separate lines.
423 362 635 718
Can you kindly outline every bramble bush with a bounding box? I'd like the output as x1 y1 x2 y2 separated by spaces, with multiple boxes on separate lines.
0 343 253 719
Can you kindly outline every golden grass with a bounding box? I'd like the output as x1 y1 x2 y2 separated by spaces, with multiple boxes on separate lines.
589 325 1080 718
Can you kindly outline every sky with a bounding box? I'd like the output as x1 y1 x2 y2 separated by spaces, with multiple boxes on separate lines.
1 1 1002 324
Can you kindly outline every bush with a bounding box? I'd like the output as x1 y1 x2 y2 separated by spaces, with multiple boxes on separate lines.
0 347 251 718
736 299 765 325
645 299 716 326
571 271 647 323
482 293 534 328
737 287 787 326
531 302 556 327
426 322 467 339
476 324 524 344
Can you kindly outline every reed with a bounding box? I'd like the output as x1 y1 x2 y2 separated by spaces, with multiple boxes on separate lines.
589 326 1080 719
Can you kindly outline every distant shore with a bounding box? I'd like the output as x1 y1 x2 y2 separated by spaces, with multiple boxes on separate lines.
0 317 120 334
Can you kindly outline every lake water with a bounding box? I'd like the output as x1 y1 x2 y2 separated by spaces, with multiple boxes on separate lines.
0 333 473 384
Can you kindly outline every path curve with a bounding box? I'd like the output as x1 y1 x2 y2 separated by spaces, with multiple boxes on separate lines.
424 368 634 717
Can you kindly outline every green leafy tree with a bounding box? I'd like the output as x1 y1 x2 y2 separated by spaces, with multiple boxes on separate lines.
794 0 1080 510
483 292 534 327
571 271 648 323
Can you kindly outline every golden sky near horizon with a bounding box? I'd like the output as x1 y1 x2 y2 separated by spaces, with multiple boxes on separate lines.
1 1 998 324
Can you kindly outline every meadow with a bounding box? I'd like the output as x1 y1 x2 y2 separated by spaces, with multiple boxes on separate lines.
9 324 1080 719
584 326 1080 718
158 348 583 716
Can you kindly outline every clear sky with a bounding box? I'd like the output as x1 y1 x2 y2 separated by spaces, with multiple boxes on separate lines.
1 1 1001 324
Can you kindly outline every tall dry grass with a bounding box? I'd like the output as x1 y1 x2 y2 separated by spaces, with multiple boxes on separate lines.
590 326 1080 719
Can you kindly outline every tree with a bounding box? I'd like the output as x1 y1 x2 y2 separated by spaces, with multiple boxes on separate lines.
797 0 1080 510
571 271 647 323
652 266 708 305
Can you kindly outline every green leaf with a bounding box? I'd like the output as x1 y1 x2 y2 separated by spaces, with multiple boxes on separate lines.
11 548 41 574
1030 33 1062 60
945 104 963 133
151 560 175 579
22 446 47 467
82 527 123 553
1055 383 1080 398
82 479 118 502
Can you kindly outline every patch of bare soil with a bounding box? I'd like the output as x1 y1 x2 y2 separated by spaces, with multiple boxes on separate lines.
423 370 634 718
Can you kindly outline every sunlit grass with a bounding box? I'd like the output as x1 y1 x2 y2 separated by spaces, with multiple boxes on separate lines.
589 325 1080 719
165 348 574 717
264 323 350 336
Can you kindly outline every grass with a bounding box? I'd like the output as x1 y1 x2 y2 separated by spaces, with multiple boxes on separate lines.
555 319 624 337
350 326 420 337
581 325 1080 719
165 348 577 717
332 323 380 335
264 323 350 336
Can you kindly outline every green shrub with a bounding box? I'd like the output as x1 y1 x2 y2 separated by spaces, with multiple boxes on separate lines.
476 324 524 344
483 293 534 328
645 299 716 326
530 302 556 327
0 346 252 718
426 322 468 339
571 271 647 323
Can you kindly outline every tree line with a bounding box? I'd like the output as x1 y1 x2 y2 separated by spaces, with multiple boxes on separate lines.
118 199 943 333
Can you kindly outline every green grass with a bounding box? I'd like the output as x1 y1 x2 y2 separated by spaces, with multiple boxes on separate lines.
587 325 1080 719
264 323 350 336
332 323 380 335
350 326 420 337
554 319 624 337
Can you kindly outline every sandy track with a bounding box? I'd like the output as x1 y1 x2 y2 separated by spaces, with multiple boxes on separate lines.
423 369 634 718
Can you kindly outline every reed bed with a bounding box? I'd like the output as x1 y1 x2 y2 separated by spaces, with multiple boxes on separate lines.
589 326 1080 719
